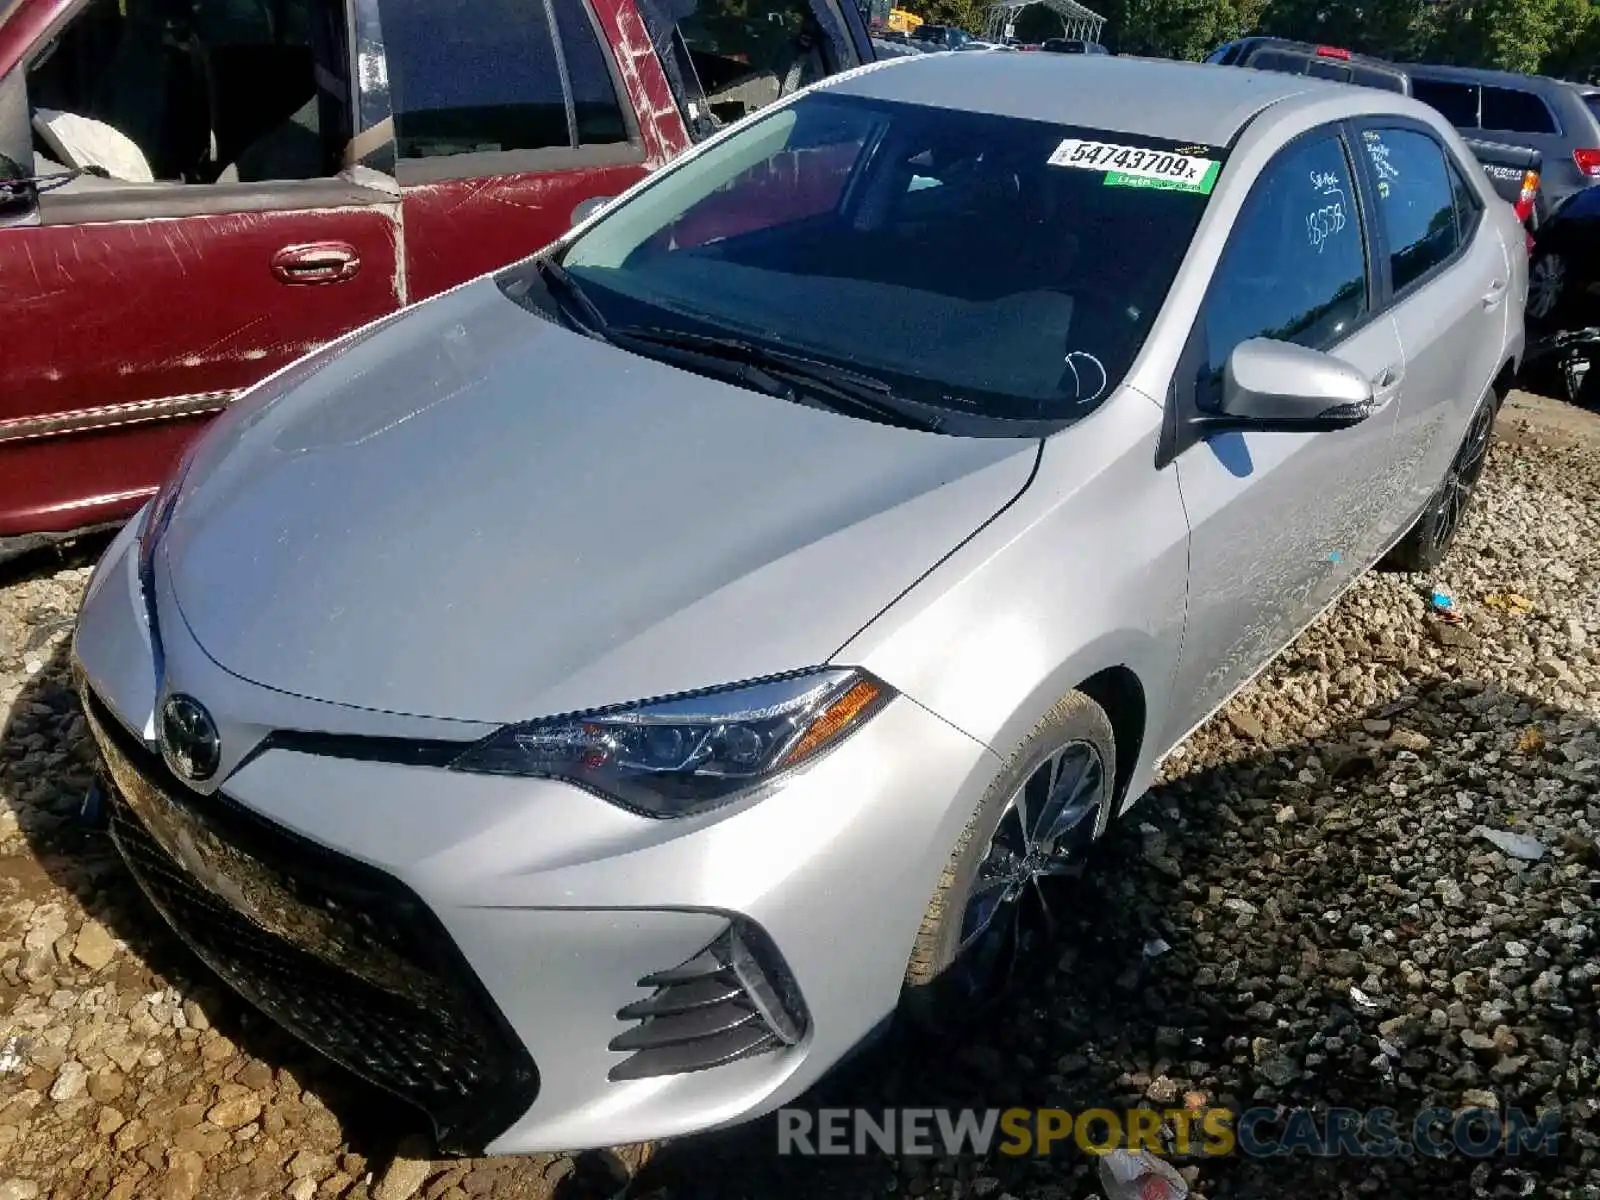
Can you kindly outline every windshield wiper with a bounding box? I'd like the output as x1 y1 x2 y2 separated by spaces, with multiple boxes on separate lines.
608 326 945 432
533 257 611 340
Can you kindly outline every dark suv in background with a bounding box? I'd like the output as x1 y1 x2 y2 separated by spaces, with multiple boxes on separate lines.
1204 39 1543 232
1401 65 1600 213
1203 37 1407 92
1400 65 1600 323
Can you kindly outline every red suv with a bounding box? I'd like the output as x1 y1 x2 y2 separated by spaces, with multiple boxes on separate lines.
0 0 871 555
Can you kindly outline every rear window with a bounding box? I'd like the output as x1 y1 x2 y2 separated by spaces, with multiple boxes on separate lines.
1349 66 1407 94
553 94 1224 423
1248 49 1309 76
1412 78 1480 127
1307 59 1352 83
1584 93 1600 124
1481 86 1559 135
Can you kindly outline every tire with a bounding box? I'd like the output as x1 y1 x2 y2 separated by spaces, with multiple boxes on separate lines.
1526 250 1567 328
1380 387 1498 574
902 690 1116 1030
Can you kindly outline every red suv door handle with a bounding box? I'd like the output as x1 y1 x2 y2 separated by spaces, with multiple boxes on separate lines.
271 242 361 285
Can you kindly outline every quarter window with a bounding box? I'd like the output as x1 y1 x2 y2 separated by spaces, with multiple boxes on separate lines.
1480 86 1558 135
1361 127 1459 292
1199 133 1368 401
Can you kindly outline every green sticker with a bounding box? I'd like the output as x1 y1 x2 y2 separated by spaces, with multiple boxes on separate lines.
1103 160 1220 195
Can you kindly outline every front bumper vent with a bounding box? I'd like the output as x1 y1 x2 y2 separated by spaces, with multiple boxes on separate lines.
609 919 809 1081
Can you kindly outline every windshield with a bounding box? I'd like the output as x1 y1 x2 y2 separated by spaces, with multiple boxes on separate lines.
539 93 1221 424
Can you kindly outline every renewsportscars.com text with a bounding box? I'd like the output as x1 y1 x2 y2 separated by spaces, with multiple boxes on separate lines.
776 1106 1561 1159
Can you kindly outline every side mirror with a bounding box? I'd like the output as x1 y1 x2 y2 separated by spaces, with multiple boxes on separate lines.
1215 338 1375 432
570 196 613 229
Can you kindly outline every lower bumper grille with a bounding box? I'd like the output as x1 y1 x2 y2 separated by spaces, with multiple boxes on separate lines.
610 919 808 1081
82 686 538 1152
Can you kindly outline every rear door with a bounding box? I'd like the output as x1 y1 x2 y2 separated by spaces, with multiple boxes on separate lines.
1351 120 1508 531
0 0 402 537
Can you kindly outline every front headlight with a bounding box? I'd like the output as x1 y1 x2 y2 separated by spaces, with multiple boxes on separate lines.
448 668 893 817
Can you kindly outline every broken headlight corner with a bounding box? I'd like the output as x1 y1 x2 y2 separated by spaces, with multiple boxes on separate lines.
447 668 893 817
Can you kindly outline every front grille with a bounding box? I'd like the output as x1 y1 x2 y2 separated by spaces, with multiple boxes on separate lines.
610 919 809 1081
81 686 538 1152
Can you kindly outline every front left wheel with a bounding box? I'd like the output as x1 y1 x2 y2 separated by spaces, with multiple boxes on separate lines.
902 691 1115 1029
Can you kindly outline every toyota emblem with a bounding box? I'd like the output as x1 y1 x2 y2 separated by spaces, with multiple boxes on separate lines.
159 694 221 783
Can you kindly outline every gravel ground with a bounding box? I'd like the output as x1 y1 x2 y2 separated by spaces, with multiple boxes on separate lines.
1 390 1597 1200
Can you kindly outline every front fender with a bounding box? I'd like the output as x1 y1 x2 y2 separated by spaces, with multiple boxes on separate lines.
834 392 1190 816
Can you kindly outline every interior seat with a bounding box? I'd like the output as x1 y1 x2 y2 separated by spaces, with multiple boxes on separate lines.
89 0 211 180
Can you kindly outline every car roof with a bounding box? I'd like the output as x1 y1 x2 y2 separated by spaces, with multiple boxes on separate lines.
825 52 1327 146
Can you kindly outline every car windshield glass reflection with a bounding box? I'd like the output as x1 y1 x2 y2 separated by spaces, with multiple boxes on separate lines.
539 93 1219 424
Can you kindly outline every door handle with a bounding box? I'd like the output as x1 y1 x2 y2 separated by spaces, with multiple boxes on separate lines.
1483 278 1508 309
271 241 361 285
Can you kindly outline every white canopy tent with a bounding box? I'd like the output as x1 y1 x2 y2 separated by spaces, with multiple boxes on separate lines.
983 0 1104 43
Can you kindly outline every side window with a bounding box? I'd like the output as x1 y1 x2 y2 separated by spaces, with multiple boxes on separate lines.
384 0 568 159
382 0 629 161
25 0 351 187
1480 86 1559 135
1361 127 1460 292
669 0 839 126
1411 79 1480 128
553 0 630 146
1199 133 1368 403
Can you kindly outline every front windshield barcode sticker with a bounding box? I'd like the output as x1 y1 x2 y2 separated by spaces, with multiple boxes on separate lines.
1048 139 1221 194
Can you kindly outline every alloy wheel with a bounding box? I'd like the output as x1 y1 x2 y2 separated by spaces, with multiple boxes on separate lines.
1528 252 1566 321
1429 400 1495 556
951 740 1107 1003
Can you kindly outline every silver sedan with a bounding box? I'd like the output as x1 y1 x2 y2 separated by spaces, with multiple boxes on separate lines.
73 51 1525 1154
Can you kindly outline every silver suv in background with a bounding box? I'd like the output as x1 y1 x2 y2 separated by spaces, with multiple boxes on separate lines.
1401 64 1600 215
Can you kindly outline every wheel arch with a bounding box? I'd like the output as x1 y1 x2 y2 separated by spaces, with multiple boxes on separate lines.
1075 664 1148 811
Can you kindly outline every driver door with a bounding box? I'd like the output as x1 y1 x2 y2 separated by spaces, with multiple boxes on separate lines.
1161 124 1407 747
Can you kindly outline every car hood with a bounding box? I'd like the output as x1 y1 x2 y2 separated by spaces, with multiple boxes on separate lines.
162 278 1038 724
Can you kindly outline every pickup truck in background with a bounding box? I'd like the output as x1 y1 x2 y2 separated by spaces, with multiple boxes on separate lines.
0 0 872 555
1204 38 1545 231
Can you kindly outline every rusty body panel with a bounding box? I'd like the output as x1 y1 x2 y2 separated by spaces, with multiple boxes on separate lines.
402 164 649 301
594 0 691 163
0 205 404 535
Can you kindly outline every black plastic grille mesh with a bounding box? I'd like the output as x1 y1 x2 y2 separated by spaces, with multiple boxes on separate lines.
85 686 538 1151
